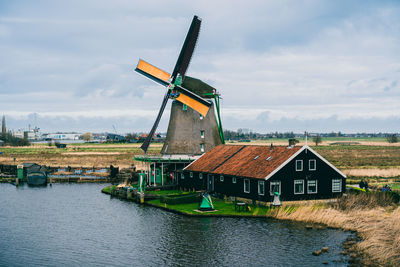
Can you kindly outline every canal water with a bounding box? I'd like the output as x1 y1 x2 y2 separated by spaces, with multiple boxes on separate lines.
0 184 351 266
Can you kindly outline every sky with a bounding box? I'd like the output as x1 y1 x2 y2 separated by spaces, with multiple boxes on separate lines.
0 0 399 134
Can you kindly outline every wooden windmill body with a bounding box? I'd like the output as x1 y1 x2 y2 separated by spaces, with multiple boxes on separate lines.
135 16 224 156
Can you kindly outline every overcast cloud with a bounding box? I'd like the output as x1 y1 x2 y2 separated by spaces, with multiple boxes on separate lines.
1 0 399 133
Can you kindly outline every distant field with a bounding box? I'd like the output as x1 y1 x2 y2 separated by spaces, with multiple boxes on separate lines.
0 140 399 174
0 143 163 168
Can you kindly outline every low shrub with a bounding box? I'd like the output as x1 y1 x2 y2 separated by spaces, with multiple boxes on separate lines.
160 192 199 205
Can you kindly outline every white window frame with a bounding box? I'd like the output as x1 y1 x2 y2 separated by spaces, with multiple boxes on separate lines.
220 175 224 182
200 143 204 152
181 173 184 179
270 181 281 196
244 179 250 193
232 177 236 183
199 173 203 180
190 172 193 178
332 179 342 192
307 180 317 194
200 130 205 139
294 180 304 194
295 160 303 171
309 159 316 171
258 181 265 195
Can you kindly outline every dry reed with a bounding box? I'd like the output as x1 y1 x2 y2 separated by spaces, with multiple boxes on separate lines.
272 193 400 266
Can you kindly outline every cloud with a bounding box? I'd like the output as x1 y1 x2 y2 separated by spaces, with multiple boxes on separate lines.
0 0 400 133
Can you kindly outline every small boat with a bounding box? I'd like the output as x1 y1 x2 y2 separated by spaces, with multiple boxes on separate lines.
24 163 47 186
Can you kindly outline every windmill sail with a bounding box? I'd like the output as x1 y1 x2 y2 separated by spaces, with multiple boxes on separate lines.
140 91 170 153
175 85 211 117
171 15 201 82
135 59 170 86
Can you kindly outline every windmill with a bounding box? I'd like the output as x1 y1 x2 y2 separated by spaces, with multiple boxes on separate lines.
135 15 224 155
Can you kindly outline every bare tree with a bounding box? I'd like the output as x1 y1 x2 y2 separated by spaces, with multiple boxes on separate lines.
82 132 93 142
313 135 322 146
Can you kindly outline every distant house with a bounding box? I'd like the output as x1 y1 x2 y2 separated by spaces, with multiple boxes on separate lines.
182 144 346 202
106 133 125 142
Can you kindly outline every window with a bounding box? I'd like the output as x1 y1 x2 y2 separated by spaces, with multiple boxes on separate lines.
266 156 272 161
254 155 260 160
199 173 203 180
307 180 317 194
258 181 265 195
232 177 236 183
309 159 316 171
220 175 224 182
244 179 250 193
190 172 193 178
200 143 204 152
182 104 187 111
332 179 342 192
200 114 203 120
294 180 304 194
270 181 281 196
295 160 303 171
200 130 205 139
181 173 184 179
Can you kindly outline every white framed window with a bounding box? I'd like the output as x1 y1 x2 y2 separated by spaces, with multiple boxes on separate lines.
200 114 203 120
244 179 250 193
232 177 236 183
220 175 224 182
200 143 204 152
258 181 265 195
309 159 316 171
295 160 303 171
270 181 281 196
200 130 205 139
332 179 342 192
183 104 187 111
181 173 184 179
199 173 203 180
307 180 317 194
294 180 304 194
190 172 193 178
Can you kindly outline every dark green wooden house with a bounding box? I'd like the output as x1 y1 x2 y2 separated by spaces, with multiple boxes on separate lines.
182 144 346 202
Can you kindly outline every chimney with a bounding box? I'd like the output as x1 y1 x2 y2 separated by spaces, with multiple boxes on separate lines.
270 143 274 151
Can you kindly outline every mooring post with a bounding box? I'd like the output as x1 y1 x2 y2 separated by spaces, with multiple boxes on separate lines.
161 162 164 187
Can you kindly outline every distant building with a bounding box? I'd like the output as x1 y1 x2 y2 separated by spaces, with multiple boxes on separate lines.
182 144 346 202
43 133 81 141
106 133 125 142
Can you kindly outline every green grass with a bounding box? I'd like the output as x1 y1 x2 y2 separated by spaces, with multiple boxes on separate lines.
147 197 275 216
148 190 192 196
101 185 116 194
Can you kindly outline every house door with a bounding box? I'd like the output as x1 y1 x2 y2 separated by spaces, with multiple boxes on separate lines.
207 174 214 192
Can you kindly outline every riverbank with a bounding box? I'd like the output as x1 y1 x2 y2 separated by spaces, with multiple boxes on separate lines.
102 185 399 266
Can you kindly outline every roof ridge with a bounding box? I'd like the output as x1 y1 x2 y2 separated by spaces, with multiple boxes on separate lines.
211 145 246 172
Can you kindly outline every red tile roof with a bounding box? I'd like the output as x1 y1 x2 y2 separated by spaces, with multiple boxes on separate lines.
185 144 302 179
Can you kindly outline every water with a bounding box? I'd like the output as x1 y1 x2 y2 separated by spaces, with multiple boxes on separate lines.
0 184 351 266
